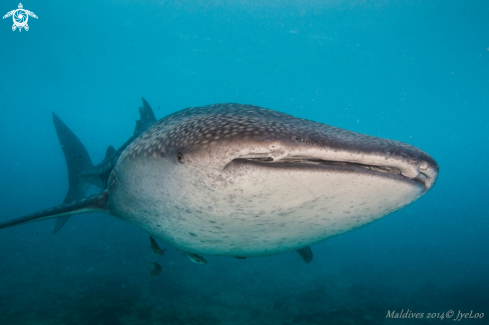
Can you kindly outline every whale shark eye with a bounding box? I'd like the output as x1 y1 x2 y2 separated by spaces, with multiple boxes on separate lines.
177 152 184 163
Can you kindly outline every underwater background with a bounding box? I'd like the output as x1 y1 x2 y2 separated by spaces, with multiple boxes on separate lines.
0 0 488 324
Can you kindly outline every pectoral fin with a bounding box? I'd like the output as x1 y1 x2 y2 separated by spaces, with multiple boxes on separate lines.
296 246 313 263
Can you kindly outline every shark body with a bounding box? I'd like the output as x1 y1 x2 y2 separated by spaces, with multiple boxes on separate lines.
0 99 439 263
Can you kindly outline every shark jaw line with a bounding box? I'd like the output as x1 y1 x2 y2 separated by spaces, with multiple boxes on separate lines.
234 151 436 191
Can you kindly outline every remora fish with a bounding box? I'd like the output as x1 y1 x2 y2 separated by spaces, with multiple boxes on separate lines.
183 252 208 264
0 101 439 264
145 261 162 278
149 236 166 256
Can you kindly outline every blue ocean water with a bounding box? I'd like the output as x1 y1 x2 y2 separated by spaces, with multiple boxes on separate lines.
0 0 488 324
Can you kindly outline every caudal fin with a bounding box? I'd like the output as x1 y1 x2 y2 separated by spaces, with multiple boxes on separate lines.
51 113 94 234
0 192 108 230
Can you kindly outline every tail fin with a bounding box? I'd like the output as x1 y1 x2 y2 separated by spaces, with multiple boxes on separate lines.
51 113 94 234
0 192 108 230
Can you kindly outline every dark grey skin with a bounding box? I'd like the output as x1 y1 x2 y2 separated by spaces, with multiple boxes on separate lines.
0 101 439 264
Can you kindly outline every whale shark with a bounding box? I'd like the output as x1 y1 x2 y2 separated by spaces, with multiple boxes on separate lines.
0 99 439 264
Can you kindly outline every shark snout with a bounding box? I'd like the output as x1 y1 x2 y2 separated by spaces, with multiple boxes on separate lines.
376 146 439 191
416 159 439 191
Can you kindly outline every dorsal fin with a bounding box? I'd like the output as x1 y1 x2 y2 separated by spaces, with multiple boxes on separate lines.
134 97 157 136
104 145 116 160
0 191 109 230
296 246 313 263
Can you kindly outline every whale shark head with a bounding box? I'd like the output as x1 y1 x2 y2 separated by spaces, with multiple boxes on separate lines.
107 104 438 257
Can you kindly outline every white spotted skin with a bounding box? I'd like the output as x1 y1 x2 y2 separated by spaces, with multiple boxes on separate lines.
106 104 438 257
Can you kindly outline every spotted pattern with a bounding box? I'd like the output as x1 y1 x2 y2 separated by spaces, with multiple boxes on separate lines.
117 103 435 165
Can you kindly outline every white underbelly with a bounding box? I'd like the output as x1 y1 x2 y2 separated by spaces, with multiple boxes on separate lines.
110 159 424 256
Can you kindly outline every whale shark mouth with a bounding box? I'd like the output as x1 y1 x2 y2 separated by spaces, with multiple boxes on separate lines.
228 155 432 191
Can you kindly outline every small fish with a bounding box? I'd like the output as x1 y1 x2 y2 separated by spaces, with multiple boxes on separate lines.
145 261 162 279
183 252 208 264
149 236 166 256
